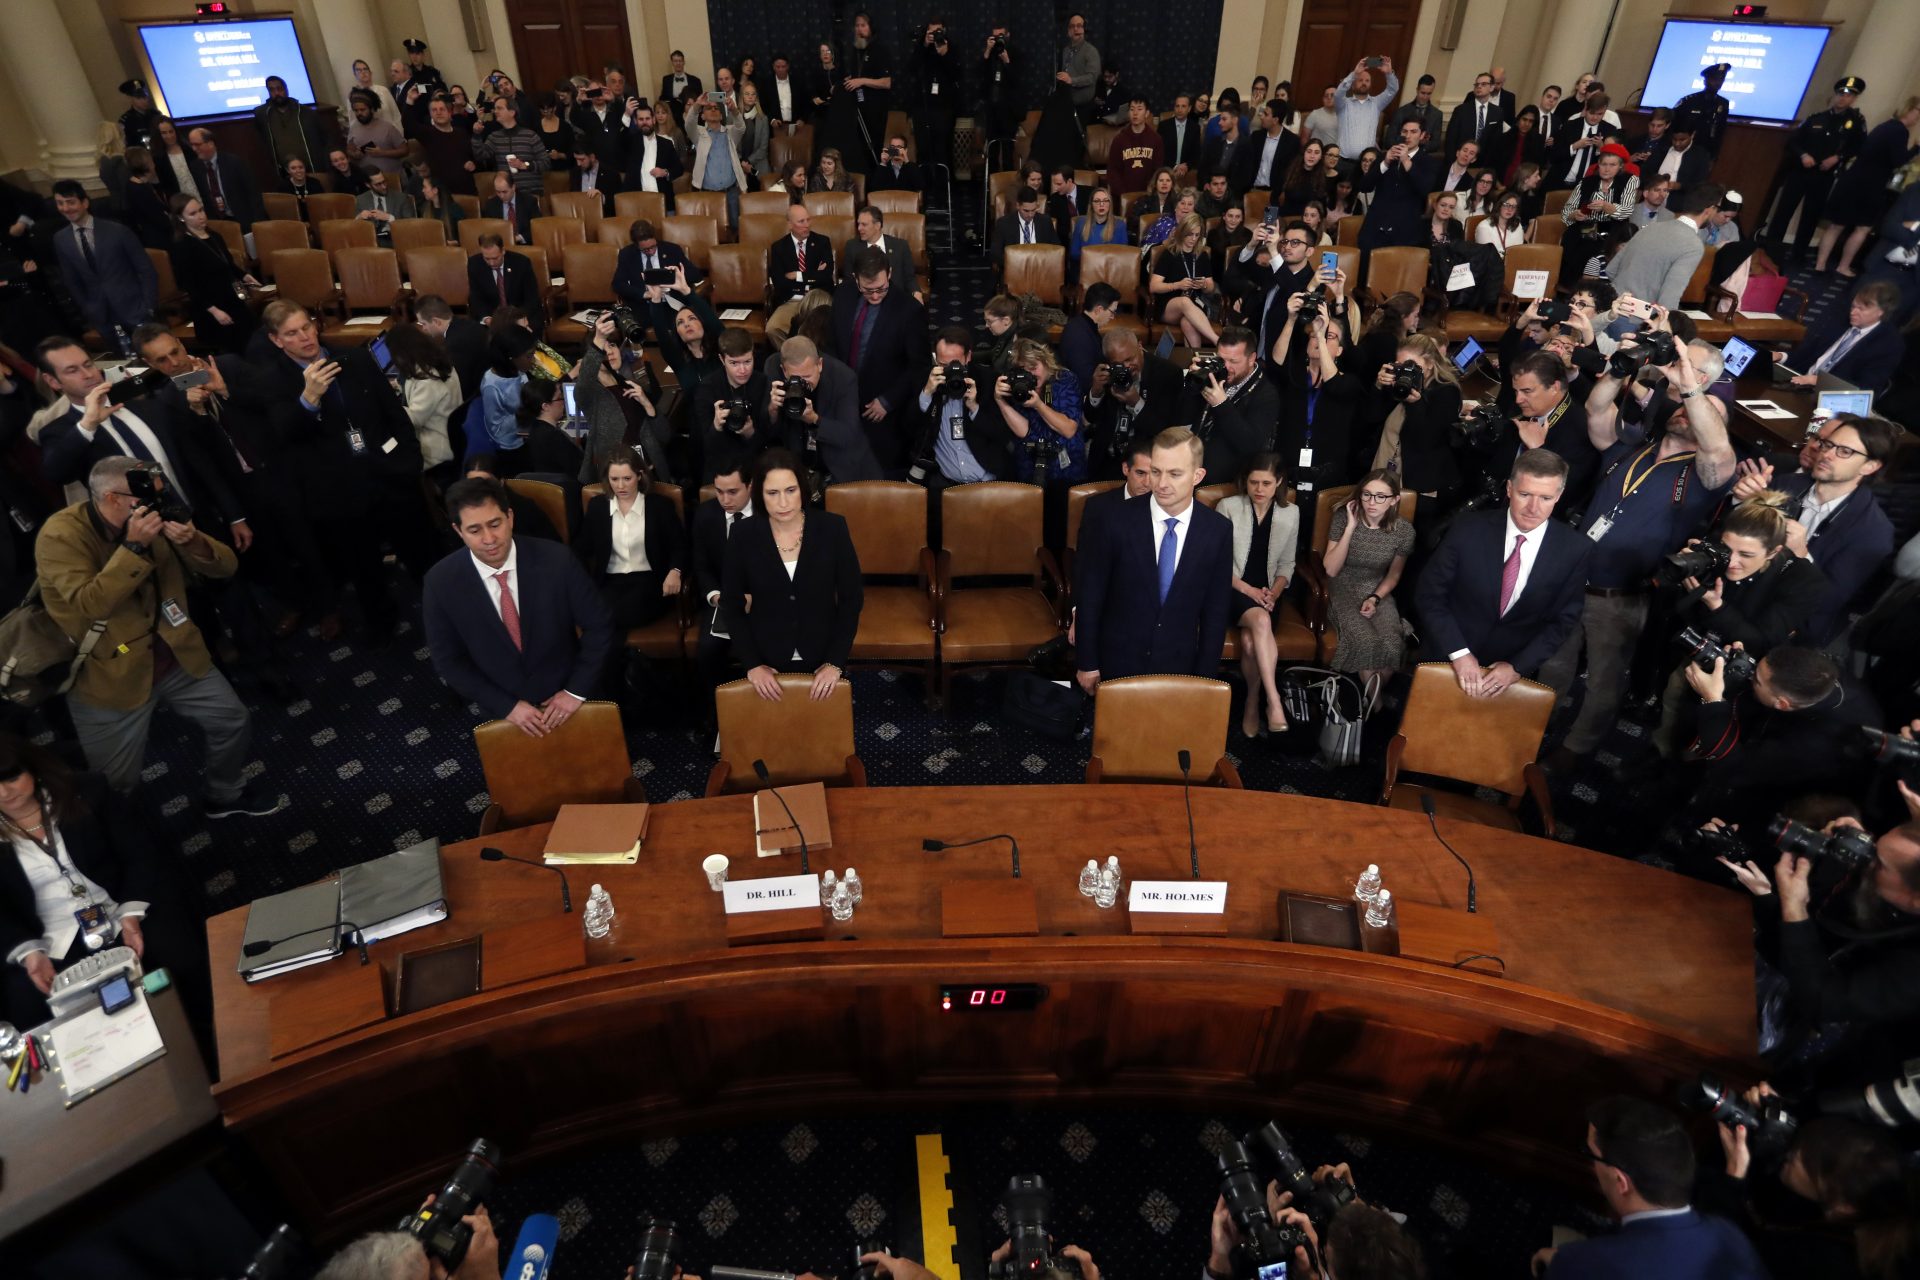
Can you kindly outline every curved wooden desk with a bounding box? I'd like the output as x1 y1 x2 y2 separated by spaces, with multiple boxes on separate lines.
206 787 1756 1234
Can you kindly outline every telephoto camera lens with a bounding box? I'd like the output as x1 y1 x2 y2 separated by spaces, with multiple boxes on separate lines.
781 377 812 419
633 1216 683 1280
397 1138 502 1269
1388 360 1422 401
1672 626 1755 683
940 360 969 397
1216 1140 1295 1269
1248 1121 1355 1227
1766 815 1877 869
1860 726 1920 770
1451 402 1510 450
995 1175 1053 1278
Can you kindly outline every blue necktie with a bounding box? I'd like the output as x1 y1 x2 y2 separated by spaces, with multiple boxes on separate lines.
1814 327 1864 375
1157 516 1178 604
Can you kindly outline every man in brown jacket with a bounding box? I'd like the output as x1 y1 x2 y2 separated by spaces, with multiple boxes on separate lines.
35 456 280 816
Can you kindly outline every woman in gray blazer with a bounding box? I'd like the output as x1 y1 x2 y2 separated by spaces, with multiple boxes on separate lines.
1216 452 1300 737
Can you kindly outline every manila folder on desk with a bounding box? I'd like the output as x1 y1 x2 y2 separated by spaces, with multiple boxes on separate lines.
339 837 448 943
754 782 832 857
239 879 342 980
543 802 650 864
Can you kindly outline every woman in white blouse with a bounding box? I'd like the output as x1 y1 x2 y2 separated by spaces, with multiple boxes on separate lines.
1474 189 1527 256
573 446 685 630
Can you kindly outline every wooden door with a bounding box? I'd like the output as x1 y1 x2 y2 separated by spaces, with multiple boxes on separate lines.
503 0 635 98
1291 0 1422 124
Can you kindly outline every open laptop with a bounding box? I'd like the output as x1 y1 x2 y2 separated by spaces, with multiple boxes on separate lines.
1817 388 1874 418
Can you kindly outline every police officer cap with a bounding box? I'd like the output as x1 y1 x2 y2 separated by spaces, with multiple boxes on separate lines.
119 79 149 98
403 38 428 53
1703 63 1732 78
1835 76 1865 96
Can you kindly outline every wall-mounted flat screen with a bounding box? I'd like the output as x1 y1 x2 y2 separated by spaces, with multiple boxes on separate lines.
1643 19 1831 123
139 18 315 118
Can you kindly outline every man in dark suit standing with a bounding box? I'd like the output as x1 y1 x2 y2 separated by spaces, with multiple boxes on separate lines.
48 183 155 354
1160 93 1204 183
480 172 535 245
185 128 265 229
1074 427 1233 691
423 477 614 734
1547 93 1619 189
1417 449 1591 697
1359 119 1436 250
414 294 489 399
690 464 754 693
659 51 703 130
988 186 1061 271
1444 71 1507 154
1779 280 1905 393
1188 326 1279 482
569 147 620 217
467 234 546 337
1643 121 1713 195
622 102 682 213
832 247 930 473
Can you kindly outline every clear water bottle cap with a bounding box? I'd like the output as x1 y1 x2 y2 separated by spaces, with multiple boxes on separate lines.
1377 889 1392 903
845 867 856 878
1107 855 1120 867
590 883 605 894
1365 864 1379 875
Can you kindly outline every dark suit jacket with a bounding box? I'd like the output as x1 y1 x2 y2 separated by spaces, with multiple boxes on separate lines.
832 282 929 457
768 231 835 300
256 346 423 507
866 163 924 194
53 217 157 339
569 168 619 217
1544 1209 1767 1280
1202 134 1246 188
1160 117 1204 171
613 242 703 311
573 491 686 586
1074 496 1233 679
690 496 750 605
466 251 545 336
0 774 164 962
660 74 704 125
987 211 1060 268
422 535 614 717
759 353 884 482
1644 141 1713 192
1545 120 1620 187
1787 318 1905 394
39 394 245 527
1444 97 1507 152
718 510 863 672
1359 153 1436 249
443 317 490 400
1194 371 1281 482
620 129 683 207
1416 510 1591 676
1774 472 1896 643
186 151 266 228
479 195 536 245
1084 355 1183 475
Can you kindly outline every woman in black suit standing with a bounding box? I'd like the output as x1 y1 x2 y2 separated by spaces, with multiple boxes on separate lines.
0 737 210 1037
168 193 260 355
720 449 863 701
574 445 684 630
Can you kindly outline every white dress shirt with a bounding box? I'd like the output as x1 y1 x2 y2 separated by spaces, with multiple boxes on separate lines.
1446 512 1544 658
775 78 794 120
1153 496 1196 574
7 826 143 964
472 540 521 619
1812 321 1878 375
1797 487 1848 539
607 497 654 574
1254 134 1283 188
1659 146 1685 182
636 134 660 191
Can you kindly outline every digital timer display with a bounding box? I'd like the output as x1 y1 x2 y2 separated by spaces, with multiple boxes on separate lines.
939 983 1047 1011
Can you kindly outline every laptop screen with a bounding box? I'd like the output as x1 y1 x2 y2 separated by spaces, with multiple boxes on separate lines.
1720 336 1756 378
1817 389 1874 418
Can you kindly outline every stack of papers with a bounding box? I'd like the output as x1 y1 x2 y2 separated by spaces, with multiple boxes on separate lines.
49 987 165 1101
543 803 650 865
340 838 448 943
239 880 343 981
1736 399 1798 420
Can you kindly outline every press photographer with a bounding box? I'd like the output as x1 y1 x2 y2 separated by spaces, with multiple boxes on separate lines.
985 1175 1101 1280
691 327 773 485
909 17 958 175
317 1139 502 1280
1083 327 1181 478
1206 1128 1423 1280
1359 332 1464 521
911 326 1010 497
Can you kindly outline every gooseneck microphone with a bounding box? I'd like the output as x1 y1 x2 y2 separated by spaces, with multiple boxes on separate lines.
922 835 1022 878
242 919 372 965
1178 749 1200 879
1420 793 1477 913
753 759 810 873
479 846 573 912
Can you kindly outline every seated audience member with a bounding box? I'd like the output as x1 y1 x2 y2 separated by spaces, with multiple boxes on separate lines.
1604 182 1721 313
421 476 613 734
1206 205 1252 279
1149 216 1223 349
765 337 884 484
768 202 836 336
1728 414 1897 644
1161 94 1204 180
1557 143 1638 284
1419 449 1591 695
574 310 669 483
992 337 1087 488
1323 469 1420 693
323 147 369 197
468 232 546 338
51 180 156 354
574 445 684 631
1218 453 1299 735
279 155 323 222
1629 175 1675 226
1476 188 1527 256
0 735 213 1037
352 167 414 247
1073 427 1233 692
1059 282 1117 392
1532 1096 1768 1280
1427 191 1466 253
842 204 920 300
867 134 923 193
1272 293 1360 530
1360 332 1463 517
810 148 855 194
513 378 586 475
833 247 930 473
916 325 1010 489
1083 327 1182 478
614 218 705 314
1071 187 1128 264
989 185 1060 270
1432 140 1481 195
1776 281 1905 393
479 171 533 244
719 449 862 701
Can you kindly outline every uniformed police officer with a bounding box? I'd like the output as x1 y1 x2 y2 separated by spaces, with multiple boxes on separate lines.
118 79 160 152
399 38 447 107
1765 76 1869 264
1674 62 1731 157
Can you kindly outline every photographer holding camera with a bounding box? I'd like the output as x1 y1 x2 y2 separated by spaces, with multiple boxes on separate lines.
1207 1137 1423 1280
914 326 1008 490
576 310 674 483
1084 327 1183 478
910 19 958 177
1361 332 1463 519
691 328 773 485
765 336 883 485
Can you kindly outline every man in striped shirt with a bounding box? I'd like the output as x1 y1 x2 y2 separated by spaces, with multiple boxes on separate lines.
470 98 548 200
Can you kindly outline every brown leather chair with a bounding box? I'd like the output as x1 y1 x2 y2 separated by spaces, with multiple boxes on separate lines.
934 482 1064 705
814 214 854 257
549 191 602 222
594 482 692 662
305 192 356 224
206 219 251 270
804 190 855 220
705 675 868 796
677 191 731 237
1077 244 1148 337
661 215 719 272
268 248 340 323
1242 189 1271 227
741 190 790 219
1062 479 1121 617
1083 123 1117 170
888 212 929 279
988 171 1020 221
542 170 571 199
1002 244 1066 306
768 125 812 178
1440 244 1565 344
1119 190 1148 223
1529 214 1564 246
250 220 309 281
1381 661 1557 834
1330 245 1362 295
507 477 573 543
705 244 769 344
824 481 938 681
738 212 788 256
592 216 633 247
332 247 404 341
614 190 668 226
262 192 301 223
404 247 469 309
549 242 620 346
459 218 513 255
1085 675 1244 787
316 218 375 268
1464 214 1485 243
868 189 920 217
1363 247 1429 309
453 195 482 221
1195 482 1235 510
530 215 587 268
472 700 643 833
1336 216 1363 247
142 250 196 340
388 218 449 265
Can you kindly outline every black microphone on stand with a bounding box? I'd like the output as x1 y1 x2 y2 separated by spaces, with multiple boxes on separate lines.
1178 749 1200 879
753 759 810 873
479 846 573 912
242 919 372 965
1420 793 1477 913
921 834 1021 878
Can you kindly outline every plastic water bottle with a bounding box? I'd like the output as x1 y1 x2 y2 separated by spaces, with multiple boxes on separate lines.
829 879 854 922
1093 864 1119 909
583 884 614 939
1354 864 1383 907
843 867 863 905
1364 888 1395 930
1078 859 1101 898
1106 854 1122 888
821 869 837 900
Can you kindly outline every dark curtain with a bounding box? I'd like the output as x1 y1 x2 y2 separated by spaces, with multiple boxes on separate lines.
704 1 1222 123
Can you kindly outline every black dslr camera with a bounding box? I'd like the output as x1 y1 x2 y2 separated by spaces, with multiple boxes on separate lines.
397 1138 501 1270
1186 352 1226 387
1247 1121 1355 1229
1004 369 1039 401
596 305 647 344
986 1175 1076 1279
1673 626 1757 683
1216 1139 1310 1278
719 397 754 433
1690 821 1749 860
1294 288 1326 321
1678 1076 1800 1168
780 376 812 419
126 465 192 525
935 360 970 398
1608 330 1677 379
1768 815 1876 869
633 1216 683 1280
1103 361 1135 393
1655 539 1732 589
1387 360 1422 401
1452 401 1511 450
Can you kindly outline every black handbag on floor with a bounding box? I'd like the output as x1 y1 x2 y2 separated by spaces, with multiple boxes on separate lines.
1002 670 1087 741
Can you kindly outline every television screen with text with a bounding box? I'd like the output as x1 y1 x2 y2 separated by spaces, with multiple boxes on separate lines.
1643 19 1830 123
139 18 316 119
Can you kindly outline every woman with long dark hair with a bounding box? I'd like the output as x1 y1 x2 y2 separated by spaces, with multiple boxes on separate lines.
168 193 260 354
150 116 197 199
1217 453 1299 736
1488 105 1546 186
385 321 460 486
1277 139 1328 215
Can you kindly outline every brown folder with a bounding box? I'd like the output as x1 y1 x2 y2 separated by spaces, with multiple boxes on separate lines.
543 803 650 865
753 783 832 857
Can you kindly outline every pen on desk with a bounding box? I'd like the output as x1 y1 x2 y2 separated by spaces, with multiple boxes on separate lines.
29 1033 43 1072
6 1051 22 1091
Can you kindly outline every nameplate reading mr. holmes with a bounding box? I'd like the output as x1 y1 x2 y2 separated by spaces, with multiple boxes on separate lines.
723 873 823 915
1128 881 1229 914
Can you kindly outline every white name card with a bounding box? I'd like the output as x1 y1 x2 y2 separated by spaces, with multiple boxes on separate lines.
723 873 823 915
1511 269 1549 300
1128 880 1229 914
1446 263 1476 291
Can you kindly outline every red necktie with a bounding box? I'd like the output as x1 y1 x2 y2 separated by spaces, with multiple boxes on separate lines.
494 572 523 649
495 267 506 303
1498 533 1526 615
